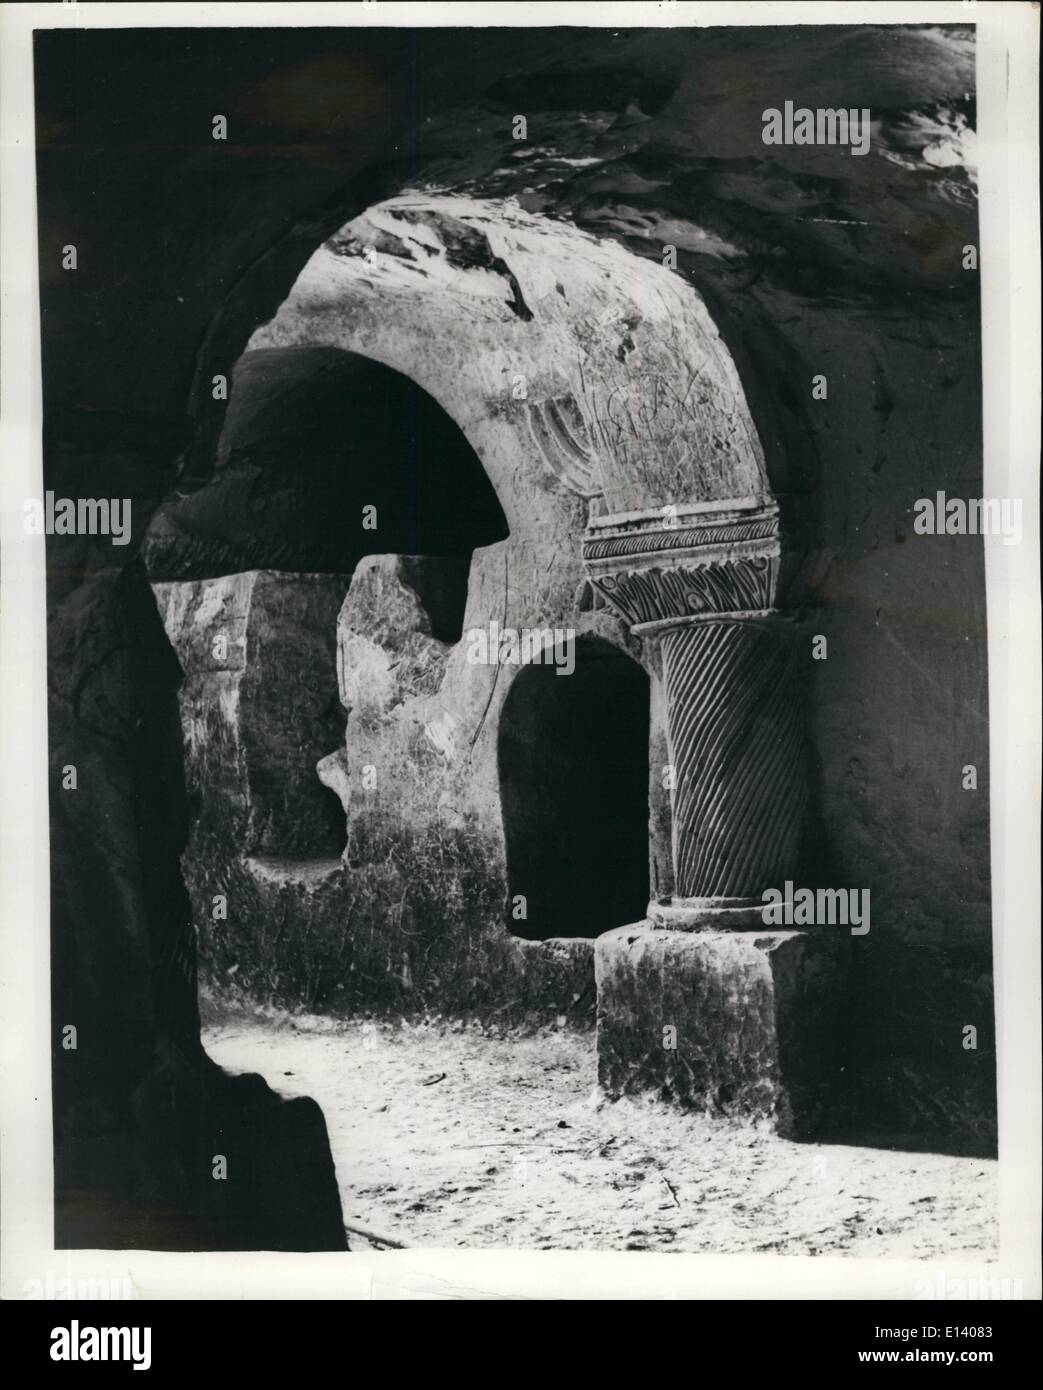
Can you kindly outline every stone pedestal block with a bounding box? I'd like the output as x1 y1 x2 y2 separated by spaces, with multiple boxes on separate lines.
595 922 847 1137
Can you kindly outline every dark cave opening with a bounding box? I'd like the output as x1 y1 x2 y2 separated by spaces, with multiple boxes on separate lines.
498 636 651 941
144 344 510 607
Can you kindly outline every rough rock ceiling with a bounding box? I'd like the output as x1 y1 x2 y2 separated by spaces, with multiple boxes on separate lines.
401 24 976 300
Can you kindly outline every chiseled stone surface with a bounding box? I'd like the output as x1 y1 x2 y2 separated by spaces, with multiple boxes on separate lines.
154 570 352 860
158 558 599 1027
595 923 847 1138
186 849 596 1029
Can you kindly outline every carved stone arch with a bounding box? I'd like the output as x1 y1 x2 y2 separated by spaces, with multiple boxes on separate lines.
247 192 772 532
156 186 810 1087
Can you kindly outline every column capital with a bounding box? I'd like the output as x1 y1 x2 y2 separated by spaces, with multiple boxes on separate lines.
581 497 780 630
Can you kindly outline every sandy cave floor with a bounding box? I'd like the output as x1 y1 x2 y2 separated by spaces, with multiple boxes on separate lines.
203 1011 997 1258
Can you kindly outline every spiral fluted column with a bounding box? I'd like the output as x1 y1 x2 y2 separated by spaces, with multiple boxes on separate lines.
581 498 806 928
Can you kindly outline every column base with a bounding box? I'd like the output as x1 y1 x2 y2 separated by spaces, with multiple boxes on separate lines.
595 922 848 1137
647 896 766 930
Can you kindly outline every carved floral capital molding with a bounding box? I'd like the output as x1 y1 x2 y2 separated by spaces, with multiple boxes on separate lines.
580 499 780 629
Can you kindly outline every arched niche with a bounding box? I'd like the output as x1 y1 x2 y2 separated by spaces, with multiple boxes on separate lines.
497 636 651 941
